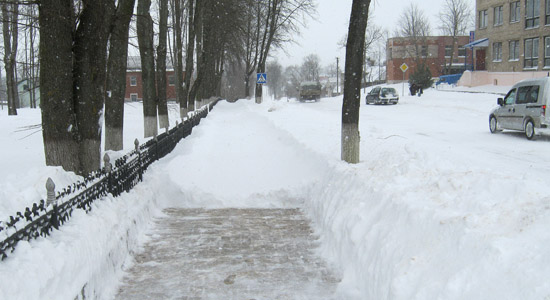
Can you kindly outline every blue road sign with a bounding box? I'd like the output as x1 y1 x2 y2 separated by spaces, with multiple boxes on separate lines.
257 73 267 84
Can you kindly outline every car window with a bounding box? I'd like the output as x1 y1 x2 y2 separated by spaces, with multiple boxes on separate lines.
527 85 539 103
381 88 396 94
516 86 532 104
371 87 380 94
504 89 516 105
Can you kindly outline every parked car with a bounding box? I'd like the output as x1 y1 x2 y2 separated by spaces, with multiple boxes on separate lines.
366 86 399 105
489 77 550 140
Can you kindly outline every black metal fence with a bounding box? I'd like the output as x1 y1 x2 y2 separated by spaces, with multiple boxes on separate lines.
0 100 218 261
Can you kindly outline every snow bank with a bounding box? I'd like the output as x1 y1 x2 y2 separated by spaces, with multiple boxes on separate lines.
251 91 550 299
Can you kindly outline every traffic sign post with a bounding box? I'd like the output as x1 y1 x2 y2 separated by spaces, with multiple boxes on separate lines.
255 73 267 103
256 73 267 84
400 63 408 96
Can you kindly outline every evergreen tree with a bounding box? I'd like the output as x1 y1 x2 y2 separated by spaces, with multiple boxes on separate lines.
409 64 433 89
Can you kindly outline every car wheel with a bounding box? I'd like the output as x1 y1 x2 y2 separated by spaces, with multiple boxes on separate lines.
489 116 500 133
525 120 535 140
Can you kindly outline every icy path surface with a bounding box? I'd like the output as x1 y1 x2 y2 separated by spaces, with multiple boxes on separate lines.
116 208 340 299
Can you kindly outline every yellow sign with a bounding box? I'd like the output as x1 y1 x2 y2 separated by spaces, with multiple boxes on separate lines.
400 63 409 73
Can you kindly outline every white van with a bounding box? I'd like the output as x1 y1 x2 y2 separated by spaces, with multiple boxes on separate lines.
489 77 550 140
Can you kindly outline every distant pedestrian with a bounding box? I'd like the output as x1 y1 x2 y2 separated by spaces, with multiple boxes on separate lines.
409 83 417 96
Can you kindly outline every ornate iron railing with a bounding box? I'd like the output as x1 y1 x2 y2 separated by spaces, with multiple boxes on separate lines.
0 100 218 261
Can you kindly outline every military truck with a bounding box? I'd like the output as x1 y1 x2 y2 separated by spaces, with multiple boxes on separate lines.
299 81 322 102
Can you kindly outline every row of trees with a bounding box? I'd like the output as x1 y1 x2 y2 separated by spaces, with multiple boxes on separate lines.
1 1 39 115
7 0 316 175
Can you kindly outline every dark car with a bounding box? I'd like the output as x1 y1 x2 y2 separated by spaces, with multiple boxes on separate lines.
366 86 399 105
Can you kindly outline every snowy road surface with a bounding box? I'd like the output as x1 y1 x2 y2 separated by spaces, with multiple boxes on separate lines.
116 208 340 299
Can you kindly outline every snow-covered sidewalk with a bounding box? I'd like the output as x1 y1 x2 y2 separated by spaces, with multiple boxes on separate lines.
115 208 340 299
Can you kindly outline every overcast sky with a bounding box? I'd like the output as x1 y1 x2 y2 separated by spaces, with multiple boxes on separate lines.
273 0 476 68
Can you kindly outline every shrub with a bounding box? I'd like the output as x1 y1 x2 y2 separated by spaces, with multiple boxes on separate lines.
408 63 433 89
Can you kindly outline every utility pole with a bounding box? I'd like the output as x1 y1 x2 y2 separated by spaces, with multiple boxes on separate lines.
336 57 339 94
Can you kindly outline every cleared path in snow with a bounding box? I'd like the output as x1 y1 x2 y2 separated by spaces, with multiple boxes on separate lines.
115 208 340 299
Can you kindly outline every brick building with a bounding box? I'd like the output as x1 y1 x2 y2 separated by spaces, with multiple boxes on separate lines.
473 0 550 73
125 56 182 102
386 36 471 83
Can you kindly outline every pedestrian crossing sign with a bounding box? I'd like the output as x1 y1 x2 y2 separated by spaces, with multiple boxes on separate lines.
257 73 267 84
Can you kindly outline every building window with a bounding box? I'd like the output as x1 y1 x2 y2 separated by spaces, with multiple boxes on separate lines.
546 0 550 24
545 36 550 67
479 10 488 28
421 45 428 57
130 76 137 86
493 42 502 62
524 37 539 68
458 47 466 57
168 75 175 86
494 6 503 26
130 93 138 102
509 40 520 60
445 45 452 57
388 47 392 60
511 1 521 23
526 0 540 28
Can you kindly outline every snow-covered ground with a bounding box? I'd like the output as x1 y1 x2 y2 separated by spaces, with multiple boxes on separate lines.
1 84 550 299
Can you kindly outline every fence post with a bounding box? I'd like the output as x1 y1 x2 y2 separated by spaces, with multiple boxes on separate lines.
154 133 159 161
135 139 143 182
103 153 113 195
46 178 59 230
46 178 56 206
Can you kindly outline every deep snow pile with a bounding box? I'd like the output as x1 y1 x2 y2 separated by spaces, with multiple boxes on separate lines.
1 84 550 299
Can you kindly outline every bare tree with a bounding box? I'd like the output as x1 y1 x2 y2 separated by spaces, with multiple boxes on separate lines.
438 0 472 74
301 54 320 82
266 60 283 99
137 0 158 138
253 0 316 104
2 0 20 115
172 0 186 118
72 0 115 173
342 0 371 164
21 4 39 109
283 64 302 99
395 3 430 60
40 0 115 174
105 0 136 151
182 0 197 113
156 0 169 129
243 0 261 98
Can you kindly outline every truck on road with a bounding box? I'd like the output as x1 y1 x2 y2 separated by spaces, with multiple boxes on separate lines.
299 81 322 102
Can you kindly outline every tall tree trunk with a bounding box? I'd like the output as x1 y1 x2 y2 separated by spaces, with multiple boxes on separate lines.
341 0 370 164
10 2 19 109
137 0 158 138
2 2 18 115
105 0 135 151
174 0 186 118
73 0 114 174
254 0 279 104
184 0 198 112
199 0 216 101
39 0 80 172
156 0 169 129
